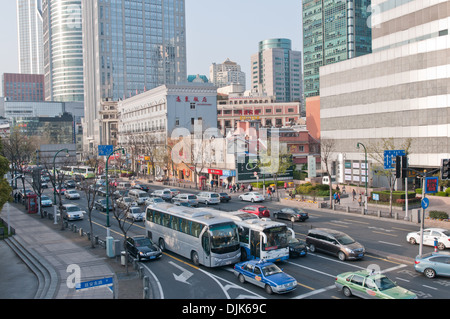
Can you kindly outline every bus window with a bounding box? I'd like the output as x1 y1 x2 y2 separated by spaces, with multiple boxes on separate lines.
180 218 189 234
162 213 171 227
171 216 179 231
154 211 162 225
191 222 203 238
238 226 250 244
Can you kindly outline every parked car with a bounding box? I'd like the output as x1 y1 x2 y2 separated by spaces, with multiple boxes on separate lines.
128 189 150 205
218 192 231 202
59 204 85 221
40 195 53 207
65 189 80 200
239 192 264 202
239 205 270 218
125 236 162 261
306 228 365 261
132 184 150 192
288 237 307 258
171 194 199 207
94 198 113 212
145 197 165 206
196 192 220 205
97 187 107 197
233 260 297 295
273 207 309 222
414 252 450 279
151 189 172 201
126 207 145 222
335 270 417 299
407 228 450 250
163 188 180 197
116 197 138 209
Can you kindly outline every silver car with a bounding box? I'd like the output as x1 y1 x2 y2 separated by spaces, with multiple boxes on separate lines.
414 252 450 279
171 194 199 207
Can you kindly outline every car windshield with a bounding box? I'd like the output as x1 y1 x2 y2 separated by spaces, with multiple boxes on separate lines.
263 226 289 250
130 208 141 213
335 233 355 245
188 195 196 199
163 191 170 194
138 193 148 197
41 196 50 200
374 276 397 291
135 238 153 247
258 207 267 212
209 223 240 254
152 198 164 202
261 264 282 277
211 193 219 198
442 230 450 237
66 206 80 212
124 198 131 202
252 192 261 196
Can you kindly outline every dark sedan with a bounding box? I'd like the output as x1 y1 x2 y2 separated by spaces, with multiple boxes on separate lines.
288 237 307 258
126 236 162 261
219 192 231 202
94 198 113 212
132 184 150 192
273 207 309 222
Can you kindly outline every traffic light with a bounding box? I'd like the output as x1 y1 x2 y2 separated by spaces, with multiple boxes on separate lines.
395 156 401 178
442 159 450 180
401 155 408 179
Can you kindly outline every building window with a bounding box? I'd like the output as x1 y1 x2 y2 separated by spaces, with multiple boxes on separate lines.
190 102 196 109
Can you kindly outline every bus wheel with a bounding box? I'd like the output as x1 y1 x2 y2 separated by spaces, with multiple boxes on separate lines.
158 238 165 251
191 251 200 266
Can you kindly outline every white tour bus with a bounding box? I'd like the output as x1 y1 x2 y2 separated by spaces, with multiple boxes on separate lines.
60 166 95 179
144 203 241 267
203 209 294 262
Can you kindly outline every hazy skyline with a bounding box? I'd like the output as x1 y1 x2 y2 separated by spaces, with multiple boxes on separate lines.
0 0 303 91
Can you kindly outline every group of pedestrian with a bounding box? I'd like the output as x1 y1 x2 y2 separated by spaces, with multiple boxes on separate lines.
352 188 364 206
266 185 276 198
223 182 250 193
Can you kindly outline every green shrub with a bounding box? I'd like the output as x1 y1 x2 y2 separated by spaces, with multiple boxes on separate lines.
429 211 449 220
445 188 450 195
435 191 448 197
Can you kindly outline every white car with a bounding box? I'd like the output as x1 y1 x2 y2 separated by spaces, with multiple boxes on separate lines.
126 207 145 222
65 189 80 200
172 194 199 207
239 192 265 202
59 204 85 221
40 195 53 207
145 197 165 206
164 188 180 197
116 197 138 209
407 228 450 250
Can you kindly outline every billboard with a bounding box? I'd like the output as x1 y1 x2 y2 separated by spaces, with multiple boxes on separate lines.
236 155 294 182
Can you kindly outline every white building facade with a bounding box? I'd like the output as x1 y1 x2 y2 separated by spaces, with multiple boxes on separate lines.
320 0 450 187
209 58 246 90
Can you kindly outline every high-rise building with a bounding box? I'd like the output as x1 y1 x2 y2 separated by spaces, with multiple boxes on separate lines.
302 0 372 98
2 73 45 101
16 0 44 75
251 38 303 103
320 0 450 187
42 0 84 103
82 0 187 153
209 58 246 90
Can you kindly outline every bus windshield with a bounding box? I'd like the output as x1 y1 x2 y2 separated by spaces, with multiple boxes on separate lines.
209 223 240 254
262 226 289 251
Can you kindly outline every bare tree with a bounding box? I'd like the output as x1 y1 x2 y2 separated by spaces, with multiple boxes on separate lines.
366 138 413 216
320 138 337 208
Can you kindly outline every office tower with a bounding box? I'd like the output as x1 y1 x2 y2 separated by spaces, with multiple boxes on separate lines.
209 58 246 90
17 0 44 75
251 38 303 102
82 0 187 152
2 73 45 101
42 0 84 102
320 0 450 185
302 0 372 98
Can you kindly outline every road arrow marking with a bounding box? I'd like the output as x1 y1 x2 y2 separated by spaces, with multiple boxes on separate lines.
169 261 193 285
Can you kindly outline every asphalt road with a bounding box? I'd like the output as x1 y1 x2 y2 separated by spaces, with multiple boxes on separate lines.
23 178 450 300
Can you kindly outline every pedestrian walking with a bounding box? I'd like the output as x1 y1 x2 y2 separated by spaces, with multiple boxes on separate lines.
358 194 362 206
352 189 356 201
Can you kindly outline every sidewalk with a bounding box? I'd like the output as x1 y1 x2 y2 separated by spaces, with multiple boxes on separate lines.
0 202 142 299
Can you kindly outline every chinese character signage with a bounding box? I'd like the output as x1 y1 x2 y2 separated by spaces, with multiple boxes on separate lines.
424 177 438 194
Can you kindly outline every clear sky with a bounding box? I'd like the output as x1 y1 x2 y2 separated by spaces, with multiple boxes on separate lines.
0 0 303 90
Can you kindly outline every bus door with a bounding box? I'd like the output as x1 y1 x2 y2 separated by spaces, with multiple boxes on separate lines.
250 230 261 259
201 231 211 267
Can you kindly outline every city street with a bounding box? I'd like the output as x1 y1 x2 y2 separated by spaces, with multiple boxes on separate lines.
24 178 450 300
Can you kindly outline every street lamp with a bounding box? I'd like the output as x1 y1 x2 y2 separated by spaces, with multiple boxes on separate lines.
53 148 69 224
356 142 368 210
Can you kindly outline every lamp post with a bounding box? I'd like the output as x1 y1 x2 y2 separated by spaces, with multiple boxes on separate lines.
356 142 368 210
53 148 69 224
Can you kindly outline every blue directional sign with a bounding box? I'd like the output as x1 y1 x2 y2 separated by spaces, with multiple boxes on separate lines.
383 150 406 169
421 198 429 210
98 145 114 157
76 276 113 291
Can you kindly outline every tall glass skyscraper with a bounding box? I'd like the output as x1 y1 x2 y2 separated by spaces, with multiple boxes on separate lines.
82 0 187 151
302 0 372 98
42 0 84 102
17 0 44 75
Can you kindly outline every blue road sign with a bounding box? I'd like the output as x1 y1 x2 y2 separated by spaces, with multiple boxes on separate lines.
425 177 438 194
421 198 429 210
98 145 114 157
383 150 405 169
76 277 113 290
